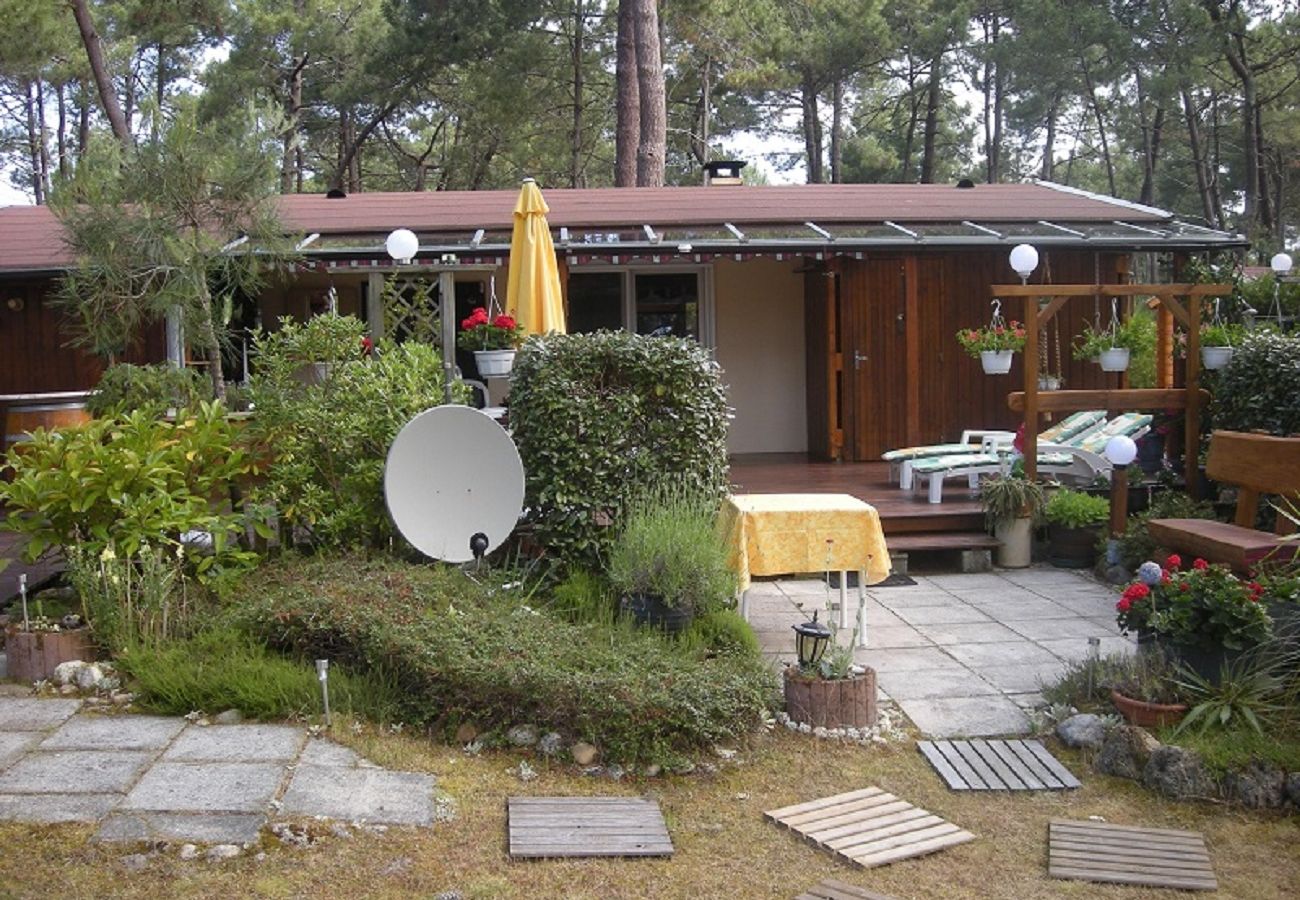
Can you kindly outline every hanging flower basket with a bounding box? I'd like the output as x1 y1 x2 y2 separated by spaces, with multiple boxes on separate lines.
1099 347 1130 372
1201 346 1233 370
474 349 516 377
980 350 1014 375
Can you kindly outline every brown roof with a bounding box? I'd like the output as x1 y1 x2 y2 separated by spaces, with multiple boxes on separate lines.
0 182 1180 274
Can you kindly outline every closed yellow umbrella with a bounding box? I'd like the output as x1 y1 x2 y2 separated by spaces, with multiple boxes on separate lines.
506 178 566 335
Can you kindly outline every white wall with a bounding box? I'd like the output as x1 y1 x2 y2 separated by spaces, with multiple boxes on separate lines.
713 257 807 454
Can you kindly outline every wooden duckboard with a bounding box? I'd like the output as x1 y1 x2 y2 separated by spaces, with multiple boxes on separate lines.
917 739 1081 791
795 877 901 900
507 796 673 859
1048 819 1217 891
765 787 974 870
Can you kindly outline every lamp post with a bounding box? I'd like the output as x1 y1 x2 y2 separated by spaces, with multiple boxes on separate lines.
1104 435 1138 564
385 228 454 404
793 611 833 669
1009 243 1039 285
1271 252 1294 328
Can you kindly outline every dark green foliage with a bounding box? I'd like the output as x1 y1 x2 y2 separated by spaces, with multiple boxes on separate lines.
1117 491 1218 570
119 627 402 721
87 364 209 418
1211 331 1300 437
234 554 777 763
1042 647 1184 709
508 331 731 566
546 568 618 626
679 609 761 659
1044 488 1109 528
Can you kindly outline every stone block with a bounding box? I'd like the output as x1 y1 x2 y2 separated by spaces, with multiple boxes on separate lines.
0 750 153 794
893 695 1031 738
960 549 993 573
299 739 375 768
0 698 82 732
123 762 284 813
41 715 185 752
1094 725 1160 781
0 792 121 823
95 811 265 844
279 766 435 825
163 724 304 763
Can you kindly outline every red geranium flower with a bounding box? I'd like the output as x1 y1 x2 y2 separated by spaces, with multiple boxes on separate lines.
1193 558 1209 570
1165 554 1182 569
492 314 517 330
1117 597 1132 612
359 336 374 356
1180 582 1190 591
1122 583 1150 601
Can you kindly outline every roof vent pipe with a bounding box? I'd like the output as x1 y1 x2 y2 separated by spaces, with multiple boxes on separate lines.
325 188 347 199
955 178 976 189
703 160 746 186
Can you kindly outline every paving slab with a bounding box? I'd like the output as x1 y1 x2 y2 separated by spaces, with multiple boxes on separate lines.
0 732 42 769
741 580 789 599
971 661 1069 693
280 766 434 825
1001 617 1119 642
0 792 122 823
891 604 993 626
924 573 1011 590
895 696 1032 738
861 626 932 649
868 588 963 607
913 622 1025 645
41 715 186 752
777 579 835 596
124 762 284 813
299 739 378 769
0 698 82 732
944 640 1060 669
163 724 304 762
856 647 967 673
0 750 154 794
95 811 265 844
1038 636 1134 663
877 668 1001 701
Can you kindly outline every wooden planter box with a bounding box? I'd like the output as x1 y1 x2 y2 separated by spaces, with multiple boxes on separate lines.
783 666 877 729
3 629 95 683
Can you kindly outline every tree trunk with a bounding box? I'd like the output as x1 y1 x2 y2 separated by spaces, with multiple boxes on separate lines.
56 82 69 179
1080 54 1115 196
694 55 712 172
154 40 165 137
569 0 585 188
24 82 45 204
801 70 823 183
1139 105 1165 207
194 276 226 402
614 0 639 187
900 68 919 182
69 0 131 148
990 28 1004 183
830 79 844 184
1182 88 1217 227
1041 94 1058 181
78 85 90 155
633 0 665 187
35 80 52 201
920 50 943 184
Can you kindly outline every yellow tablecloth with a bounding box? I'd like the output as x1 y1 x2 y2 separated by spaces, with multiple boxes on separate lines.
722 493 892 591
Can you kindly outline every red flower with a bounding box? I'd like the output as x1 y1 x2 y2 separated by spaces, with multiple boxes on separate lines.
1013 422 1025 455
1193 558 1209 571
492 314 517 330
359 336 374 356
1165 554 1182 569
1117 597 1132 612
1249 581 1263 595
1161 569 1171 584
1180 582 1190 591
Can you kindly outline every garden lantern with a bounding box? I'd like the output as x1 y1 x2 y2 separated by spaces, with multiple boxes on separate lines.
1270 252 1294 328
793 611 833 668
1009 244 1039 284
385 228 419 264
1104 435 1138 548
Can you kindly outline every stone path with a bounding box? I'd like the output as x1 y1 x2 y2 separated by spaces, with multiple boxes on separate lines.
748 566 1132 738
0 697 438 843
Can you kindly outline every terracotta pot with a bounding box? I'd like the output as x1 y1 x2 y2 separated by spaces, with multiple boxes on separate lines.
783 666 878 729
1110 689 1188 729
3 628 95 683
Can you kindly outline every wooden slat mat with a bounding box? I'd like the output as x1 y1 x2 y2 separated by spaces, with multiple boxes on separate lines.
507 796 673 859
795 877 900 900
1048 819 1217 891
918 739 1081 791
765 787 974 870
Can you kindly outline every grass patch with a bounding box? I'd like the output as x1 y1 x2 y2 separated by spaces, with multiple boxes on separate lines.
118 627 403 722
1161 725 1300 776
232 553 777 764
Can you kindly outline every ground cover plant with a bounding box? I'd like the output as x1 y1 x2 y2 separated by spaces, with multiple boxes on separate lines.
230 553 775 764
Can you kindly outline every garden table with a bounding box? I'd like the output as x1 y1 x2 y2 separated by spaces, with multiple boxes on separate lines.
722 493 891 649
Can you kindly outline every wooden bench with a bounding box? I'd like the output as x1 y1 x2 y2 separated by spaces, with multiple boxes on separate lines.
1147 430 1300 573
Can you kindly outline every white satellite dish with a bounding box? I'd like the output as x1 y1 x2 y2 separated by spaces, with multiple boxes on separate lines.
384 405 524 563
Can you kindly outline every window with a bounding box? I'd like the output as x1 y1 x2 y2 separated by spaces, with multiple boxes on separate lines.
567 272 623 333
566 268 712 344
634 272 699 339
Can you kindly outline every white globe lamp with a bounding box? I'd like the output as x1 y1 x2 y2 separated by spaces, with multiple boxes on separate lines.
385 228 419 264
1271 252 1293 276
1009 244 1039 282
1104 435 1138 467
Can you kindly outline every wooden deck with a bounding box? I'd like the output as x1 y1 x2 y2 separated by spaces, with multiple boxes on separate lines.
729 454 985 539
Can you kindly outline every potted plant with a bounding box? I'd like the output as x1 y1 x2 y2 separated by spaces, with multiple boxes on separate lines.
1044 488 1109 568
979 474 1045 568
1106 645 1188 728
956 318 1028 375
458 307 524 377
783 614 877 729
2 577 95 684
1199 322 1244 371
607 488 738 633
1072 319 1144 373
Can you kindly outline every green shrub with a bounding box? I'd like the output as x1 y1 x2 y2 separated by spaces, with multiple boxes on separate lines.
509 331 730 566
679 609 761 659
234 554 777 764
1116 491 1218 570
86 363 209 418
1044 488 1109 528
547 568 618 626
1211 331 1300 436
607 487 737 614
0 403 261 578
119 626 401 721
248 321 466 549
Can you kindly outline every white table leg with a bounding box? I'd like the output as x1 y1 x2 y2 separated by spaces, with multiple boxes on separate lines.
739 588 748 623
838 573 848 631
856 569 867 648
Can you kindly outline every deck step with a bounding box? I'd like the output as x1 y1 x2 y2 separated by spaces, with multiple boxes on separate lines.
887 531 999 553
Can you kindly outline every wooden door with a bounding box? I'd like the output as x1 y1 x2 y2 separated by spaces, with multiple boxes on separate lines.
842 258 908 460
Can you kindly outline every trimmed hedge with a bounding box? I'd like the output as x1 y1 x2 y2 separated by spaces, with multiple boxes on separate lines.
1211 331 1300 437
508 331 731 566
234 554 776 763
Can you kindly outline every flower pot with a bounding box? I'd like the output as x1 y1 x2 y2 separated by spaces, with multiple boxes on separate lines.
3 628 95 683
1201 346 1233 370
979 350 1013 375
1166 641 1246 685
994 516 1034 568
621 592 693 634
1136 433 1165 476
1047 523 1099 568
1037 374 1062 391
1098 348 1130 372
1110 689 1188 729
783 666 878 729
473 349 515 378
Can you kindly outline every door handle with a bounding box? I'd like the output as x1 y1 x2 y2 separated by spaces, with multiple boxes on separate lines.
854 351 869 369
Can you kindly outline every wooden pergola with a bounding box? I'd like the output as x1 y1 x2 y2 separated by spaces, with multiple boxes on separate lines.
993 282 1235 494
